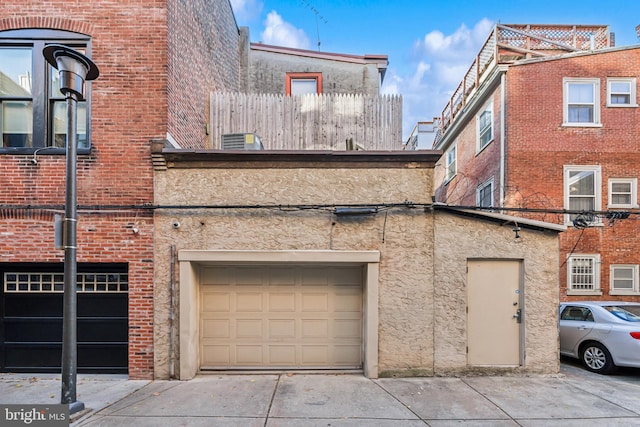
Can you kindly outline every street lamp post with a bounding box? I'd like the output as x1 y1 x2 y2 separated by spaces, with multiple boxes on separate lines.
43 44 99 415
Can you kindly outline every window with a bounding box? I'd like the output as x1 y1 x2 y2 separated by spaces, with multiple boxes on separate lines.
286 72 322 95
608 178 638 208
476 101 493 151
445 145 456 182
563 78 600 126
0 29 92 152
560 306 594 321
4 271 128 293
607 78 637 107
564 165 601 225
476 178 494 208
610 265 639 295
567 255 601 294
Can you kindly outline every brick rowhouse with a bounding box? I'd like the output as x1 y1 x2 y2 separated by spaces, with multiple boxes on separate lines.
0 1 241 378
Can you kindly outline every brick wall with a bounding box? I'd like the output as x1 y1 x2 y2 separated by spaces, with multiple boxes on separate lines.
167 0 240 149
506 48 640 301
0 0 242 379
434 86 502 206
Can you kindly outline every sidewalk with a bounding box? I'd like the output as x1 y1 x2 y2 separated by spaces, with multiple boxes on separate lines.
1 363 639 426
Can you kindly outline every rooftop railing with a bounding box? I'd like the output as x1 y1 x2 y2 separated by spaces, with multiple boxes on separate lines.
438 24 611 137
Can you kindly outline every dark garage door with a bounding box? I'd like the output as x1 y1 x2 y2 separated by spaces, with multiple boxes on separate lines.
0 264 128 374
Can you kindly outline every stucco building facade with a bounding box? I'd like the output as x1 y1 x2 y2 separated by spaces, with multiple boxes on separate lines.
151 149 563 379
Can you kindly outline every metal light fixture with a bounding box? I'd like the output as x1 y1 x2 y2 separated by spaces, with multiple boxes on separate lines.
43 44 99 415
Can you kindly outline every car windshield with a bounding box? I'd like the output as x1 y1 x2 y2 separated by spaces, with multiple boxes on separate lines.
603 305 640 322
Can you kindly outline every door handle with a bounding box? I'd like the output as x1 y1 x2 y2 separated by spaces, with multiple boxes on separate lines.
513 308 522 323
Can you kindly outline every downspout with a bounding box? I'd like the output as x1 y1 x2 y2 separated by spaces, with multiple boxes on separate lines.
499 72 506 211
169 244 176 379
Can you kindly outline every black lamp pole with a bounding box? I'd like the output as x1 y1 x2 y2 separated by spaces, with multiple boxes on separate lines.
43 44 99 415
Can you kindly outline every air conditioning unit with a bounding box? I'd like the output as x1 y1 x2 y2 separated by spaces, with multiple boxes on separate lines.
221 133 264 150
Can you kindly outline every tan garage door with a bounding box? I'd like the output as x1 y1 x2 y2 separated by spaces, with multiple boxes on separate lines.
200 265 363 369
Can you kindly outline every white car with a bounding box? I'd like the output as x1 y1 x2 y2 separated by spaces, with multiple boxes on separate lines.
559 301 640 374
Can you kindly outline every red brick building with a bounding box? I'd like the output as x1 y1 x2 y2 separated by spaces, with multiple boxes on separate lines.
433 24 640 302
0 0 241 378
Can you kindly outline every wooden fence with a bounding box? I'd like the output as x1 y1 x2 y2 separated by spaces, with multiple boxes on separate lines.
209 92 403 150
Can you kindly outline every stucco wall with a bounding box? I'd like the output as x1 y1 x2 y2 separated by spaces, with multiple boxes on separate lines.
249 48 381 96
153 162 435 379
433 211 561 375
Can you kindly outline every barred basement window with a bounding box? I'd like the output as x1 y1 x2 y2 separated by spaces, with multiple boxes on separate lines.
567 255 600 292
4 272 128 293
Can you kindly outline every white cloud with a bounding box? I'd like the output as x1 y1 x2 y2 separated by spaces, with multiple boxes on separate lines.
260 10 311 49
229 0 263 23
384 18 494 142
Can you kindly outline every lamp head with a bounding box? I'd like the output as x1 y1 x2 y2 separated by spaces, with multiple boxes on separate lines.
43 44 99 98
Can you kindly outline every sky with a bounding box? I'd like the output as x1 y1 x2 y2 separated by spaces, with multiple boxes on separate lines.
230 0 640 141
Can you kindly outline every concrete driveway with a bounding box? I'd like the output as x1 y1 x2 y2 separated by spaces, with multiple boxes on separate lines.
2 362 639 426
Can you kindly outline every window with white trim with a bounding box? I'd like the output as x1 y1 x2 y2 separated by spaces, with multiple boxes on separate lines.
476 101 493 151
608 178 638 208
563 78 600 126
445 145 456 182
567 255 600 294
607 78 637 107
0 29 94 152
610 265 639 294
564 165 601 225
476 178 494 208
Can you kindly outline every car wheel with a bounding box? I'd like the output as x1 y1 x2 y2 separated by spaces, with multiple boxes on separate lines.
580 342 616 374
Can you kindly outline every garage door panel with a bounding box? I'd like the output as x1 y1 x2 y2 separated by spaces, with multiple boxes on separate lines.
301 268 329 286
301 292 329 311
335 319 362 338
203 346 230 365
200 265 362 369
335 290 362 312
2 269 128 374
269 319 296 338
332 268 362 285
236 319 263 338
202 292 229 312
236 292 263 312
302 345 328 364
335 345 362 364
202 319 230 338
301 319 329 338
269 293 296 311
268 268 296 285
235 268 264 285
236 345 263 364
269 346 296 364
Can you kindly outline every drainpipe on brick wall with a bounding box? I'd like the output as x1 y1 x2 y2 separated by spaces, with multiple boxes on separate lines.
499 72 506 210
169 245 176 379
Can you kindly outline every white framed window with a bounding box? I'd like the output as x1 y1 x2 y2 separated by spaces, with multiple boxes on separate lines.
608 178 638 208
445 145 457 182
607 78 637 107
476 178 494 208
610 265 640 295
563 78 601 126
564 165 601 225
567 255 601 295
476 101 493 152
